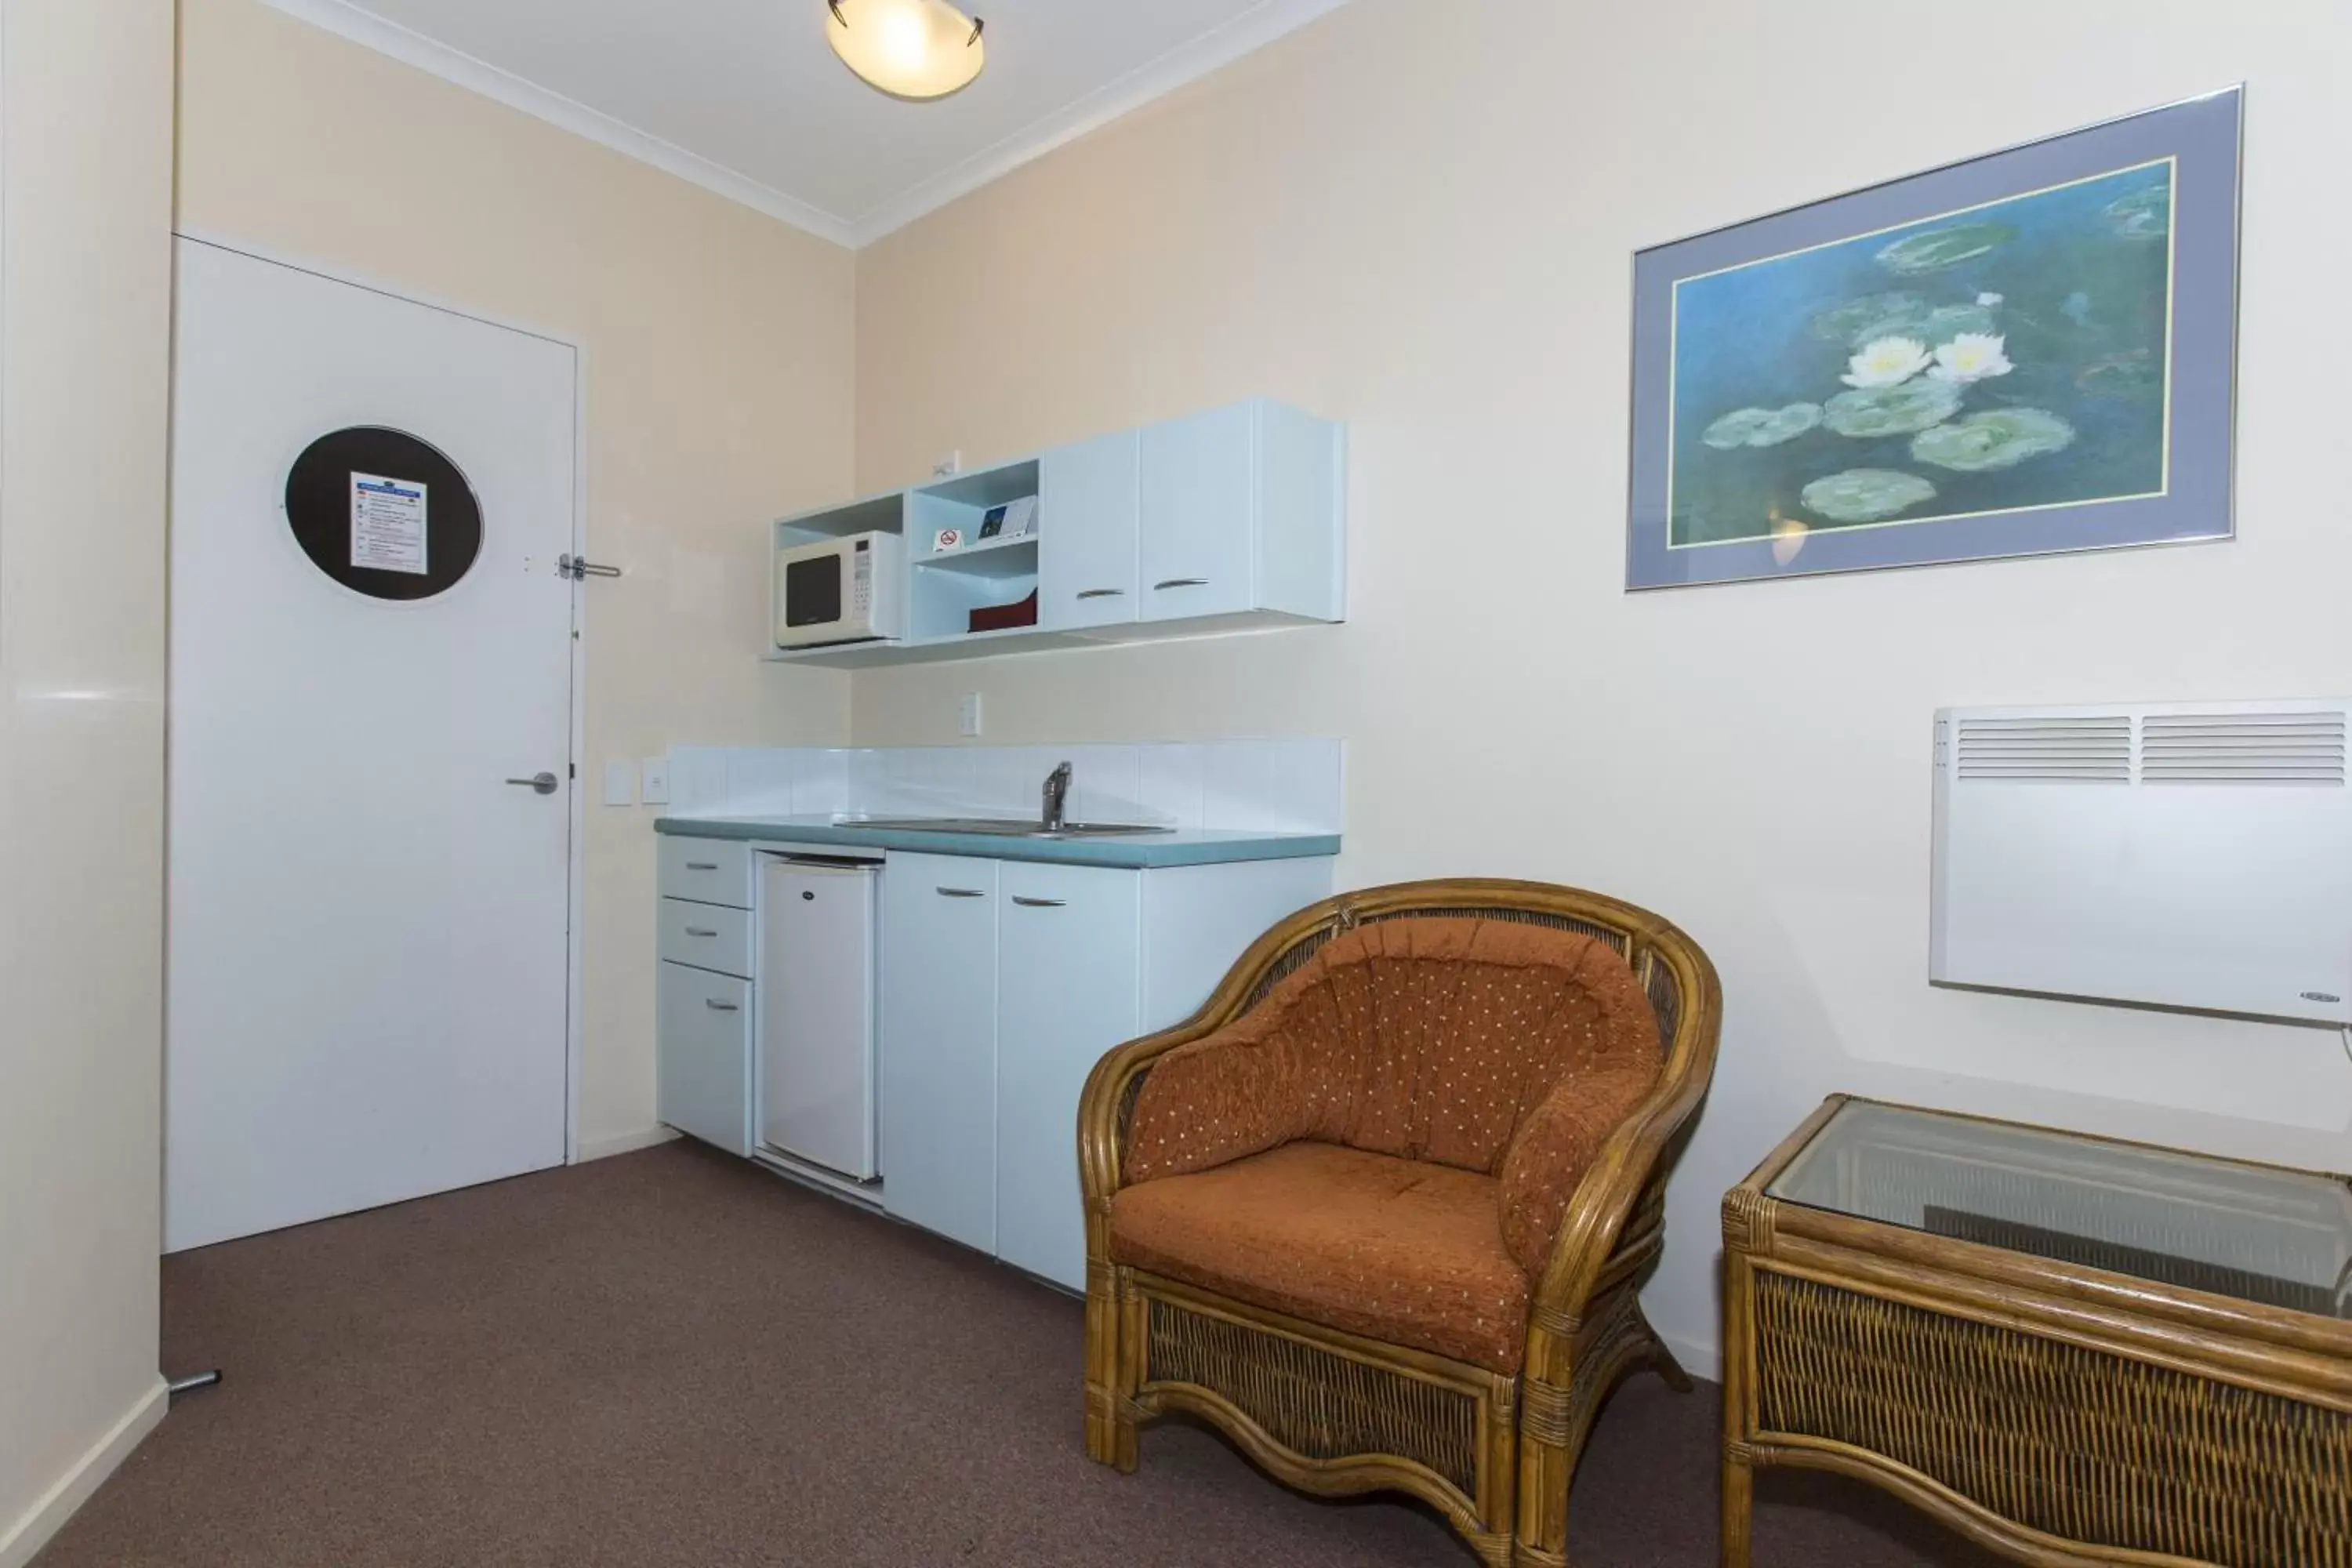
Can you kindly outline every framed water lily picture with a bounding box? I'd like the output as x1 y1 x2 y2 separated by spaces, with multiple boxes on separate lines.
1626 87 2241 589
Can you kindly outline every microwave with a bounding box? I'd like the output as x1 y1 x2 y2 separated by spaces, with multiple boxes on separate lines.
773 530 905 649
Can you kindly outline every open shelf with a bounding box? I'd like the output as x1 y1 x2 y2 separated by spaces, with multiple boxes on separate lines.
775 489 902 549
912 533 1037 579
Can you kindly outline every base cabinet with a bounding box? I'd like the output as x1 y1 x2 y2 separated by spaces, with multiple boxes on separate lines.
879 853 1000 1254
666 832 1334 1294
656 962 753 1157
995 864 1144 1288
880 853 1334 1292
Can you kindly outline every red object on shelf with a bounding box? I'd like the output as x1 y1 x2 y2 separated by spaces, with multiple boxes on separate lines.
968 589 1039 634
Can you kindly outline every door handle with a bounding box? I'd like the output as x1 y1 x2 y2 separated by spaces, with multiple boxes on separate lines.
1011 896 1067 908
936 886 985 898
1076 588 1126 600
506 771 560 795
704 998 740 1013
1152 578 1208 590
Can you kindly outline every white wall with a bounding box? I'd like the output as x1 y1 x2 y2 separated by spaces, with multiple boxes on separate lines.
0 1 176 1561
175 0 859 1152
851 0 2352 1373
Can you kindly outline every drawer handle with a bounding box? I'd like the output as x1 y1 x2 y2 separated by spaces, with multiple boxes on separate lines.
1076 588 1125 600
683 927 720 938
1011 896 1067 908
936 886 985 898
1152 578 1208 590
704 999 741 1013
685 862 720 872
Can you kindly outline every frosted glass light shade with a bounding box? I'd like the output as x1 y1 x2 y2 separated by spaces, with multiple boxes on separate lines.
826 0 985 101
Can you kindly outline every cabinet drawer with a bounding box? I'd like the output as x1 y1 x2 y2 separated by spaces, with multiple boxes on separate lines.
659 836 753 909
657 962 753 1156
658 897 753 978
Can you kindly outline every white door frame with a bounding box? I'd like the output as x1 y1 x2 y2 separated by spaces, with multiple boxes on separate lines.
169 227 592 1164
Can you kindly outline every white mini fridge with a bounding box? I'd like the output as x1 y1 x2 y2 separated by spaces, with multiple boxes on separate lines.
758 857 880 1180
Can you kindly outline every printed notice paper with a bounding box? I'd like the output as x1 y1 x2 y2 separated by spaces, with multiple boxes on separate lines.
350 472 428 575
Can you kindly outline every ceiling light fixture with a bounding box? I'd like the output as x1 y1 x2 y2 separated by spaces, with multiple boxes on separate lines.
826 0 985 101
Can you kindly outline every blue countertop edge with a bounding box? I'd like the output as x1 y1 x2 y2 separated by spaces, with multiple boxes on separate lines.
654 815 1340 869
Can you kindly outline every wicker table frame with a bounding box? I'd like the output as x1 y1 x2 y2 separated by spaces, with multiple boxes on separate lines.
1080 878 1723 1568
1722 1097 2352 1568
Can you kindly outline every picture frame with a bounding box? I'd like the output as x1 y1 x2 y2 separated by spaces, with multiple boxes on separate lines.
1625 87 2242 590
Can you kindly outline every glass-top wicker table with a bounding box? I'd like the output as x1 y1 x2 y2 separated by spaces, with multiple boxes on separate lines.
1722 1096 2352 1568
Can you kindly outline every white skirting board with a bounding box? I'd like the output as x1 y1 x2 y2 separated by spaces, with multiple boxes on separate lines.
0 1377 168 1568
574 1125 681 1163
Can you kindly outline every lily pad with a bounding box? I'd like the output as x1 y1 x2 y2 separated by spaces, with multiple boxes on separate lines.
1809 291 1929 347
2105 185 2170 239
1702 403 1822 449
1877 223 2017 274
1822 379 1963 438
1799 468 1937 524
1919 303 1997 343
1910 408 2077 472
2077 350 2161 400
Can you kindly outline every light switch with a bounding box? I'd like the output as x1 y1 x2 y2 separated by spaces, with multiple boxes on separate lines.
958 692 983 738
602 759 635 807
640 757 671 805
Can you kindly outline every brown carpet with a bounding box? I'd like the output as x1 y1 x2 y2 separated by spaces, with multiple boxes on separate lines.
43 1140 1998 1567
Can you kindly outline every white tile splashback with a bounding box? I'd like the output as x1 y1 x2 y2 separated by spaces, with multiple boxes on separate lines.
664 740 1344 833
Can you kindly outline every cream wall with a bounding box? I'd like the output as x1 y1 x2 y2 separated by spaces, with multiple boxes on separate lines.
0 1 176 1561
176 0 857 1152
852 0 2352 1372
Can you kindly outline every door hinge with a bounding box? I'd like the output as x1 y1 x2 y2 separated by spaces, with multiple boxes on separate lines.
557 554 622 581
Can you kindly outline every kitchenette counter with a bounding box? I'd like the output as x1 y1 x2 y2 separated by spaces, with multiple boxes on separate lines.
653 815 1340 869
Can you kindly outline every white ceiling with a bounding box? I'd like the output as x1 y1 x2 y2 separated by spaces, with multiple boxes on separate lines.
265 0 1353 247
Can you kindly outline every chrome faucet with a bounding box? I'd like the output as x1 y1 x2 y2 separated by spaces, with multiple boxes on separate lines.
1042 760 1073 833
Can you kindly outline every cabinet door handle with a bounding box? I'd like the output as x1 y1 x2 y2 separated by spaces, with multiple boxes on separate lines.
1152 578 1209 590
1076 588 1126 600
1011 895 1067 908
936 886 986 898
685 861 720 871
704 999 740 1013
683 927 720 938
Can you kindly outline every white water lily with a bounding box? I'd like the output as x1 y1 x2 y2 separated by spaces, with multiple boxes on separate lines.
1842 336 1933 388
1928 332 2015 384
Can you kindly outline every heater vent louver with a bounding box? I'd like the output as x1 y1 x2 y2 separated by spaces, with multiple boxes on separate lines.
1955 716 2131 782
2140 711 2347 786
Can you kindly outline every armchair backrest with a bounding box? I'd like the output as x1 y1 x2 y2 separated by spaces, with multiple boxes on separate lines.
1116 879 1721 1185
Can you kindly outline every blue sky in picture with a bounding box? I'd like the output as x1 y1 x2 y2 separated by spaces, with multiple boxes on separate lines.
1667 161 2174 549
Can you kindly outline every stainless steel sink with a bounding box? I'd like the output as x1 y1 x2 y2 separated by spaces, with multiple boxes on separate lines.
839 816 1174 840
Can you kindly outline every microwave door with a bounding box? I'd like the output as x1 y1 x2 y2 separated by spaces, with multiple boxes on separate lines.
782 552 843 634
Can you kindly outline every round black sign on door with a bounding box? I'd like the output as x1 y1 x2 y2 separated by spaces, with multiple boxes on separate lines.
284 426 482 601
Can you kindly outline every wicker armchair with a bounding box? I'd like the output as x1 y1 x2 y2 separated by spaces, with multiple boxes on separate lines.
1077 878 1722 1568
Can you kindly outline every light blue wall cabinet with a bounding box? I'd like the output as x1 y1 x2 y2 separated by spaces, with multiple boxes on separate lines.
879 852 1000 1254
1036 430 1140 632
766 397 1343 668
994 864 1144 1289
1138 398 1343 626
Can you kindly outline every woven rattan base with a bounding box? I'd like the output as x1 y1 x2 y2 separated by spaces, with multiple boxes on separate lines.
1725 1097 2352 1568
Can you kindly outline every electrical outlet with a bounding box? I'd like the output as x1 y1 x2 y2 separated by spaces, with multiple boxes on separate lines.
602 759 636 808
958 692 983 738
932 449 962 478
640 757 671 805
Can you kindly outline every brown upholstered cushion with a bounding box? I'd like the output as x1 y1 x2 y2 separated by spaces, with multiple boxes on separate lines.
1122 918 1664 1277
1109 1142 1530 1373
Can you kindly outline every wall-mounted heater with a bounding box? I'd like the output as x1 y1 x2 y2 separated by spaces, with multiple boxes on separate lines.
1931 699 2352 1025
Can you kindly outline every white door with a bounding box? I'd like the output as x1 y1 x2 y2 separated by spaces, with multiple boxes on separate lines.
166 239 576 1253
